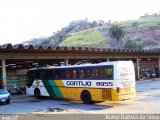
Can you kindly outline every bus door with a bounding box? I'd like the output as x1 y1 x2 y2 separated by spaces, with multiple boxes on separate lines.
26 70 34 88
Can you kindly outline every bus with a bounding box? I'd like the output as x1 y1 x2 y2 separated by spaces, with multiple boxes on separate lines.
26 61 136 104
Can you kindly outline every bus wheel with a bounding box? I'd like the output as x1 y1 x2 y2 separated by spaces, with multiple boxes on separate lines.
81 91 93 104
34 88 41 98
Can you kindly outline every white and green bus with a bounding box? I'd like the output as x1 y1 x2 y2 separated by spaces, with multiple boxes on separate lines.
26 61 136 104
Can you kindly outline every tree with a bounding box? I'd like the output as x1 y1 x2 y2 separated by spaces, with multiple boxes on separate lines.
124 40 137 49
124 40 143 49
109 22 125 48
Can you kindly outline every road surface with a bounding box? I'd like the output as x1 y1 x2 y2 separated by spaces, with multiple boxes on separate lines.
0 79 160 114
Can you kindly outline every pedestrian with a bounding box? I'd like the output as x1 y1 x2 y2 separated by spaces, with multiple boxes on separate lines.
155 66 159 78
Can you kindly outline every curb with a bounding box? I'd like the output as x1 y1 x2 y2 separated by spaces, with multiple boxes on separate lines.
136 78 159 84
11 94 34 101
11 97 34 103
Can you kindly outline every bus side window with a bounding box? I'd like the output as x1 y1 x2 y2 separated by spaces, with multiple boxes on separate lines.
66 70 73 79
66 70 69 78
39 70 54 80
55 70 59 79
104 67 113 79
46 70 54 79
39 70 46 79
86 69 95 78
73 70 78 79
86 69 90 78
55 70 65 79
96 68 104 78
95 69 98 78
90 69 94 78
79 69 86 78
34 70 40 79
59 70 66 79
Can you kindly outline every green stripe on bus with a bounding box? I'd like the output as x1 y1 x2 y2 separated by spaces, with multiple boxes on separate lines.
42 80 56 97
48 80 63 98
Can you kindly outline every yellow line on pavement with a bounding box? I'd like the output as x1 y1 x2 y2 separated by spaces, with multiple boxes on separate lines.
11 97 35 103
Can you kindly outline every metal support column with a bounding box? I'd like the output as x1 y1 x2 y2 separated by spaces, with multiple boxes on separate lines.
158 57 160 77
65 58 69 66
136 58 140 80
1 59 7 89
106 58 109 62
158 57 160 68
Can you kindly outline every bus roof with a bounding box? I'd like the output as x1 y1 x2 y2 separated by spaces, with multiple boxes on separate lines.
29 61 133 71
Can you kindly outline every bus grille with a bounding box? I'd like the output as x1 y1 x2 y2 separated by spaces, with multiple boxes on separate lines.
102 89 111 100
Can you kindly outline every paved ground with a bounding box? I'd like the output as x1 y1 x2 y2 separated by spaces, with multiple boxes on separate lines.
0 79 160 115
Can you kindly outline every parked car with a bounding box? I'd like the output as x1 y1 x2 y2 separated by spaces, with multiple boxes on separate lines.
0 89 10 104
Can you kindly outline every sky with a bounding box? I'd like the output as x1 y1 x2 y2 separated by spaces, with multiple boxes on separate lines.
0 0 160 45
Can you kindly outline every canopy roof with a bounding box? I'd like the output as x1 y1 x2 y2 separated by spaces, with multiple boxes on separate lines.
0 44 159 55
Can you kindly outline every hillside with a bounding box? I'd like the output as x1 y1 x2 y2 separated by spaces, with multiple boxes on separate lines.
60 29 107 47
23 13 160 49
137 15 160 26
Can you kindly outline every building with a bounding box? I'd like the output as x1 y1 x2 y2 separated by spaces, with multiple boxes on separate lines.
0 44 160 93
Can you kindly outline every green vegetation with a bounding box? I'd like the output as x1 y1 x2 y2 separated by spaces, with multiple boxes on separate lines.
136 16 160 26
59 29 107 47
50 39 59 45
24 14 160 49
109 22 125 48
124 40 143 49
